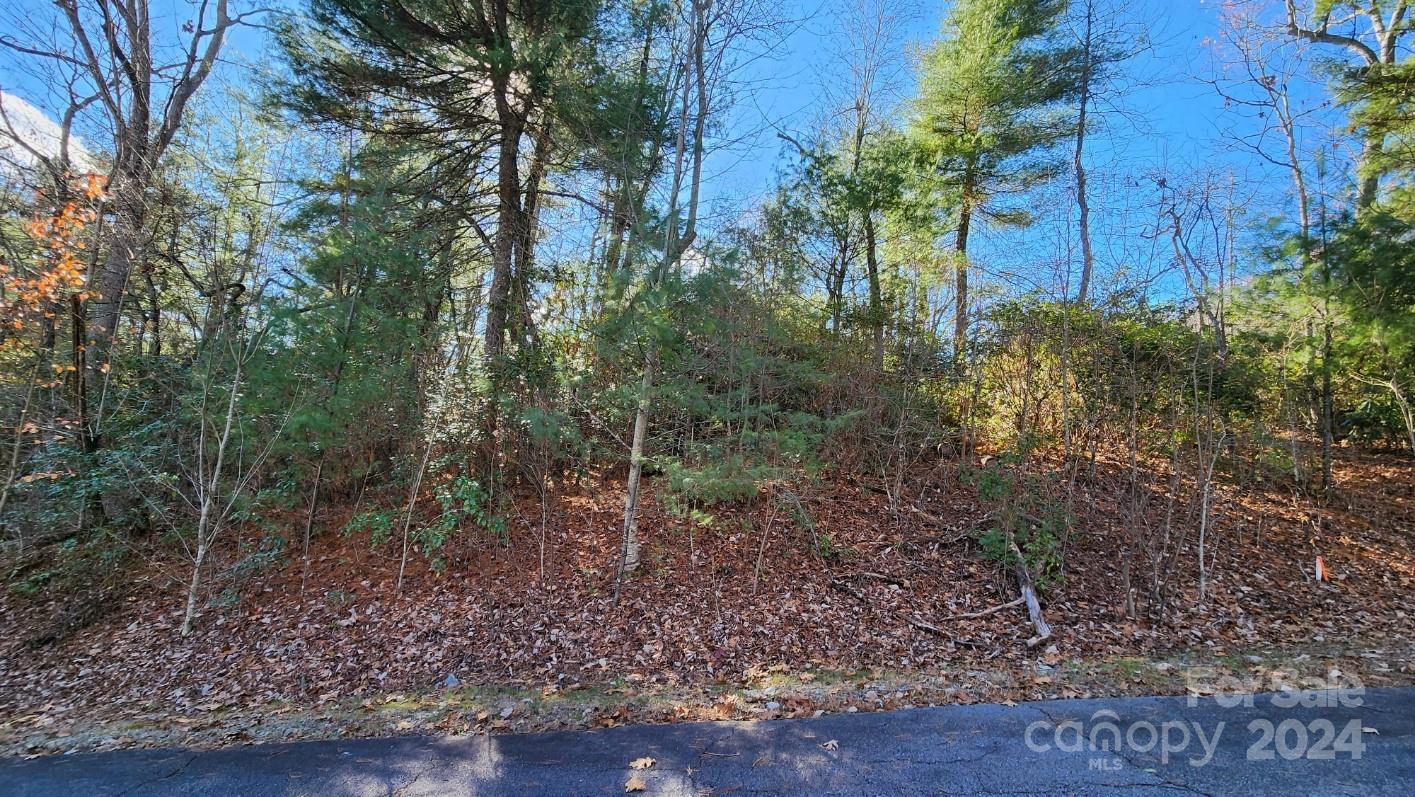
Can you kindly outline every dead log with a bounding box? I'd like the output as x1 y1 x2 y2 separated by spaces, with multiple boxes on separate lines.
1009 539 1053 648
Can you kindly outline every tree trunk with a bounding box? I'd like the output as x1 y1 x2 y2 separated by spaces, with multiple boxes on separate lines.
618 350 656 575
953 202 972 371
88 161 152 373
513 123 553 343
1072 5 1095 303
864 212 884 370
602 181 632 277
182 347 243 637
601 23 657 280
486 96 525 362
181 522 209 637
618 0 710 583
1320 316 1333 490
1356 136 1381 211
848 94 884 370
828 251 847 333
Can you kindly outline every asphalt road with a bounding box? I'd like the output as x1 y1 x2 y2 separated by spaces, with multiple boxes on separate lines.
3 687 1411 796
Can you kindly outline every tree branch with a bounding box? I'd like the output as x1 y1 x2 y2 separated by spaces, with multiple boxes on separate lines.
1283 0 1380 63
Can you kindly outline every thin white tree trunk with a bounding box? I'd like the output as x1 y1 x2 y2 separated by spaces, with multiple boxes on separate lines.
619 352 656 574
181 352 243 637
617 0 711 583
396 444 433 592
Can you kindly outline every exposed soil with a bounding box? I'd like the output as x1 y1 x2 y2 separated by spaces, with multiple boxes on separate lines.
2 449 1413 756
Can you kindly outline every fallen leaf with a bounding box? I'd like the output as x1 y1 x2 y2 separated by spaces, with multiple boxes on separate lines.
630 757 656 770
625 774 647 792
820 739 839 751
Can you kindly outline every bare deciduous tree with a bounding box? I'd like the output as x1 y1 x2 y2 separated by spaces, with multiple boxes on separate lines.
1279 0 1411 210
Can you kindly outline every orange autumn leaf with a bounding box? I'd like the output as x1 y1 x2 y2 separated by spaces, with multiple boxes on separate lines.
0 175 101 334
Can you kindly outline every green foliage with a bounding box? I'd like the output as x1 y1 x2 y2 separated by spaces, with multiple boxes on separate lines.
6 0 1414 642
597 259 843 518
1327 212 1415 451
344 473 505 571
226 535 288 581
912 0 1080 226
346 509 397 547
5 536 130 600
250 143 459 497
661 455 771 510
964 452 1068 587
811 532 855 561
1339 26 1415 189
1343 394 1410 447
9 567 61 598
430 475 507 549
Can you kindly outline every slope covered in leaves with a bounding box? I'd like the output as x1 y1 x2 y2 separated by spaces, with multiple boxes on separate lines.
2 449 1412 749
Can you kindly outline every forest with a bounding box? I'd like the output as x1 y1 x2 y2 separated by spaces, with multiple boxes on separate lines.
0 0 1412 753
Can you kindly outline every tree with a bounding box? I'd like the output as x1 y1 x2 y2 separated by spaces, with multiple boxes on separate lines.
0 0 256 360
1279 0 1413 211
1324 41 1415 454
1345 56 1415 212
178 291 280 636
830 0 910 369
585 2 673 282
0 175 104 528
912 0 1080 368
0 2 261 535
1328 211 1415 455
1064 0 1143 303
774 130 913 370
617 0 714 576
616 0 785 575
280 0 603 365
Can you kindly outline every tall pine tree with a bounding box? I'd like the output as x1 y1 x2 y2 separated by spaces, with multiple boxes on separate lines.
911 0 1080 368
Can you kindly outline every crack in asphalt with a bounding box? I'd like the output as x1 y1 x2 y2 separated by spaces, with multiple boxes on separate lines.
1111 745 1217 797
388 754 437 797
111 752 198 797
1032 702 1219 797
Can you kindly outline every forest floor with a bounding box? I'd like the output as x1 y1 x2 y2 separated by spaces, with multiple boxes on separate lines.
2 448 1413 757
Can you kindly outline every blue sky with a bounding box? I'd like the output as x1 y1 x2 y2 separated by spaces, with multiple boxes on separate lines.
704 0 1348 298
714 1 1233 188
1 0 1349 300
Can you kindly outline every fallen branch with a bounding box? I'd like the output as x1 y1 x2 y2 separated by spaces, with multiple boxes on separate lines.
828 577 866 602
751 500 781 594
1010 540 1053 648
906 616 944 636
941 596 1025 621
